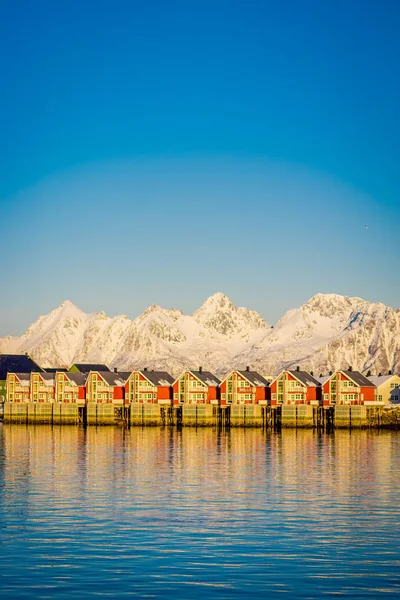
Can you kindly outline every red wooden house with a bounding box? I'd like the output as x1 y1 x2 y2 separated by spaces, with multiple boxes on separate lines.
124 369 174 405
6 373 31 402
30 372 55 402
322 369 375 405
219 367 269 405
270 368 321 406
86 370 131 404
55 371 87 404
172 367 220 405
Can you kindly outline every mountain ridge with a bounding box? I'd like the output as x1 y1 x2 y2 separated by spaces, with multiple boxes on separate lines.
0 293 398 377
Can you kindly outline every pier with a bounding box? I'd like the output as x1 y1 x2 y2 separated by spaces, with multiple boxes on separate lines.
2 401 400 430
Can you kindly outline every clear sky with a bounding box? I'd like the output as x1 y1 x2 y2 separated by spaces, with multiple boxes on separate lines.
1 0 399 335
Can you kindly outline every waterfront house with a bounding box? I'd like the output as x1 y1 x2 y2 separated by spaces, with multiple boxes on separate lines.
6 373 31 402
125 369 174 405
172 368 220 405
322 369 375 405
30 372 56 402
0 354 42 402
269 368 321 405
69 363 110 373
86 371 131 404
367 372 400 404
55 371 87 403
219 367 270 405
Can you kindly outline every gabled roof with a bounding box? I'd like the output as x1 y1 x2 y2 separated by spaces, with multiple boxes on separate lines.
221 370 270 387
0 354 43 380
341 370 375 387
63 372 87 386
368 375 400 387
191 370 220 386
44 367 68 373
315 375 330 385
236 370 270 387
9 373 31 386
139 371 174 387
95 371 131 386
70 364 110 373
173 370 221 386
34 372 55 385
287 371 321 387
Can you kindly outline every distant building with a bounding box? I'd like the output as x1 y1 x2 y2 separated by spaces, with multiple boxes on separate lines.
219 368 269 405
55 371 87 403
322 370 375 405
6 373 31 402
69 363 110 373
269 368 321 405
368 373 400 404
86 371 131 403
125 369 174 404
30 372 56 403
0 354 43 402
173 368 220 405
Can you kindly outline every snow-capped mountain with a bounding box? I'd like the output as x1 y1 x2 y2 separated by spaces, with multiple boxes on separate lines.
0 293 399 377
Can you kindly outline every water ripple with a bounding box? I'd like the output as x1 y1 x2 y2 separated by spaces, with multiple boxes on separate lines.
0 426 399 598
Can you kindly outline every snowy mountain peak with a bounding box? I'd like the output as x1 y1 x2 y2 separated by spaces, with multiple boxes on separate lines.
51 299 85 317
193 293 269 337
195 292 234 312
143 304 164 315
32 300 86 326
60 299 74 308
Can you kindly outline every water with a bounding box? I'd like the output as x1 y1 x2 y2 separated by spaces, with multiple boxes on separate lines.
0 425 399 599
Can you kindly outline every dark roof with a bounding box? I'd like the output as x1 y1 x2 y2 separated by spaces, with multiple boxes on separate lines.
190 370 220 386
12 373 31 385
44 367 68 372
64 372 87 386
287 370 321 387
140 371 174 386
342 370 375 387
236 371 270 387
97 371 131 386
0 354 43 380
37 372 56 384
70 364 110 373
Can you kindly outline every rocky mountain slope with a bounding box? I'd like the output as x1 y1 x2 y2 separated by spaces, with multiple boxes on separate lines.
0 293 399 377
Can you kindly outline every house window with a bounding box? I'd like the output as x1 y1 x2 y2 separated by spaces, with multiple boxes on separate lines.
378 395 383 401
174 393 178 399
39 393 44 399
222 394 226 399
324 394 329 400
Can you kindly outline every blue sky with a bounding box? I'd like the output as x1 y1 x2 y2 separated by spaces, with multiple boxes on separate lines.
1 0 399 334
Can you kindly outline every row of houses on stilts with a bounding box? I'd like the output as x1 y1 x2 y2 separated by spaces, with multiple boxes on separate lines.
2 355 399 408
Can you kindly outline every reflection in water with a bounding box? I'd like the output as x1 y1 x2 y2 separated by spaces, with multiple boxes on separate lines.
0 425 399 598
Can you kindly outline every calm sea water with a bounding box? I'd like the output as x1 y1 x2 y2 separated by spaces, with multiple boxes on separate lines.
0 425 399 599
